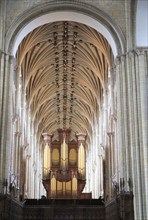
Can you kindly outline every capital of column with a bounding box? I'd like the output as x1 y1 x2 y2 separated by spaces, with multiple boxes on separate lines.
0 50 14 65
42 132 53 144
115 49 148 64
135 48 148 57
115 51 134 66
115 54 126 67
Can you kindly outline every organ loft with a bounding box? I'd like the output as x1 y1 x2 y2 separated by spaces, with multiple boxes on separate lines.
42 129 91 199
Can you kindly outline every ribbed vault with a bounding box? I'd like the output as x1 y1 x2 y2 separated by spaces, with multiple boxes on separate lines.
16 21 113 144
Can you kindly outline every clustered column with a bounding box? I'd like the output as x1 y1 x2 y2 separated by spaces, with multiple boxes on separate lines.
0 51 14 186
116 49 148 220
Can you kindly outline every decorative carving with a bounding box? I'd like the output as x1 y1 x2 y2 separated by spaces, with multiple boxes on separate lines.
128 50 135 59
135 49 147 57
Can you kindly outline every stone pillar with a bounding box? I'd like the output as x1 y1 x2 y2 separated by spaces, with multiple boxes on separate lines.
116 55 130 190
107 132 115 198
0 52 14 184
42 133 52 179
15 65 21 114
116 50 148 220
25 154 31 198
15 131 21 198
98 143 104 197
134 50 148 220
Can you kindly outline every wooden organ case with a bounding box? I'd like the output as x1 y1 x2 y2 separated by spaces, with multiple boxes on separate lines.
42 129 91 199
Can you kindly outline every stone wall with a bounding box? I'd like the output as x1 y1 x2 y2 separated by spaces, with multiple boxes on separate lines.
4 0 127 37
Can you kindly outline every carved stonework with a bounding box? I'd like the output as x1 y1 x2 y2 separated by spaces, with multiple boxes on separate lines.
135 49 147 57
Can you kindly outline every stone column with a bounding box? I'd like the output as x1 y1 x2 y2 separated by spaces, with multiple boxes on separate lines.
116 55 131 190
25 154 31 198
0 52 4 129
15 131 21 198
116 50 148 220
42 133 52 179
107 131 115 198
98 143 104 197
109 66 118 180
126 51 142 219
0 52 14 183
135 50 148 220
136 51 148 219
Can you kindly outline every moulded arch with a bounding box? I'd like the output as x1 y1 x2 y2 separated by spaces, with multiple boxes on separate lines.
5 1 125 58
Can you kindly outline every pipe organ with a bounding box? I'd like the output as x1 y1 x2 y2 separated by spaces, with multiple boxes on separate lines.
42 129 91 199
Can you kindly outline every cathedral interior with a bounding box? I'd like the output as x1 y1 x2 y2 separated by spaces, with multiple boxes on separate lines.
0 0 147 220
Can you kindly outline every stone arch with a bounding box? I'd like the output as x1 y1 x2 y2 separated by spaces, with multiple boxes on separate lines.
4 0 124 202
5 1 125 58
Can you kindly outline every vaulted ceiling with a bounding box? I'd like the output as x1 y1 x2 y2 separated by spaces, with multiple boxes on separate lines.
16 21 113 143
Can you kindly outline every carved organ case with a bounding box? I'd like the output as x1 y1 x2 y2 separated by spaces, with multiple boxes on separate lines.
42 129 89 199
